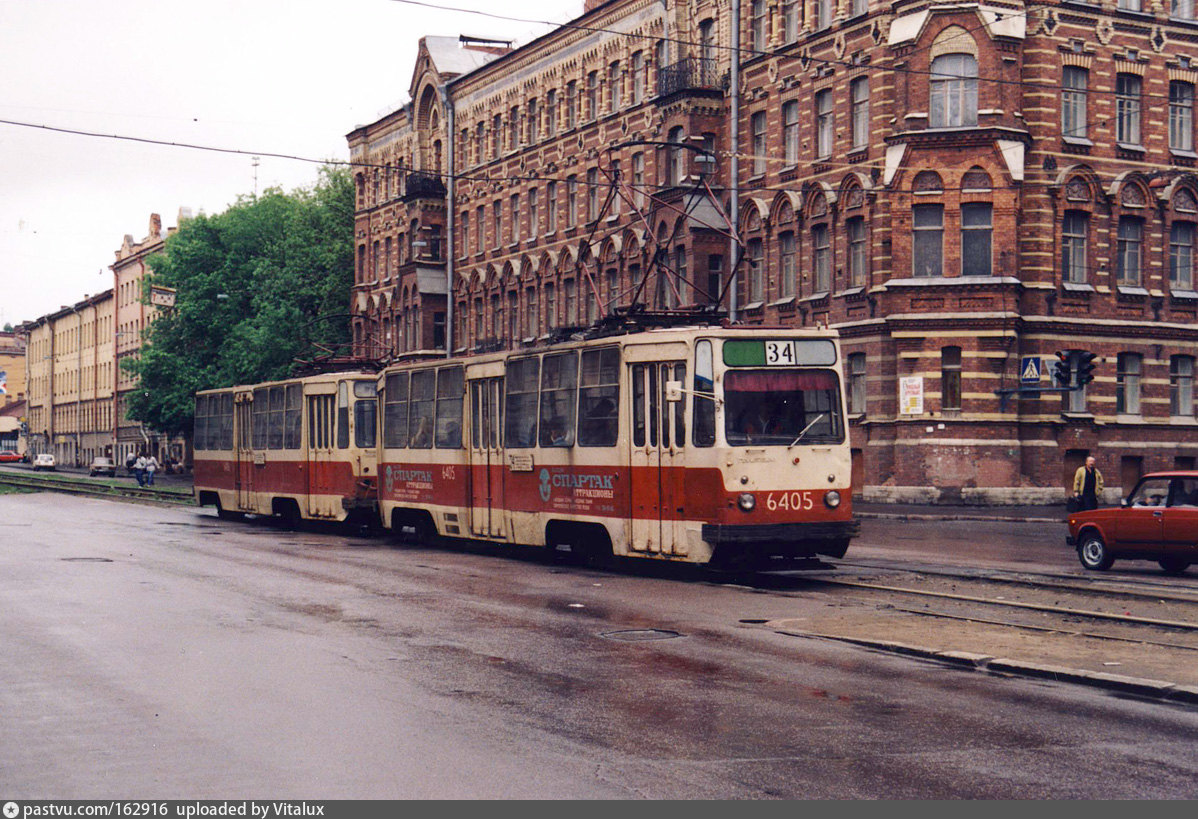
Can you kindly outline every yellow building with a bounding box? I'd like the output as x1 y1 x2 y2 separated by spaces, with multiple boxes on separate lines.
0 330 27 407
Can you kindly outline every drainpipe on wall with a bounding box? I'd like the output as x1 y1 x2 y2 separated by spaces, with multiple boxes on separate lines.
728 0 741 323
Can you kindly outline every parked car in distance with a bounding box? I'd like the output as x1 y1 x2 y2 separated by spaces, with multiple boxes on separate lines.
0 450 22 463
89 456 116 477
1067 471 1198 574
32 453 56 471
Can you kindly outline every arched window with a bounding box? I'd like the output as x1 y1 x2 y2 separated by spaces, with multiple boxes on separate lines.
668 126 687 186
930 54 978 128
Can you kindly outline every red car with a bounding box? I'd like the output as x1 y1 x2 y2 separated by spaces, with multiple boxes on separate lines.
1067 471 1198 574
0 450 22 463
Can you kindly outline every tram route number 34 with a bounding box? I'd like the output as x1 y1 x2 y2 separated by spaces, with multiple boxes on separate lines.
765 341 798 366
766 491 817 511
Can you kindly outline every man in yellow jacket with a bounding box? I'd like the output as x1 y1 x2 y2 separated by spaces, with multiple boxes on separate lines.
1072 456 1104 510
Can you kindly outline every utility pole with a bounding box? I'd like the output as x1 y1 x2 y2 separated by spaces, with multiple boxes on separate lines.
252 156 260 197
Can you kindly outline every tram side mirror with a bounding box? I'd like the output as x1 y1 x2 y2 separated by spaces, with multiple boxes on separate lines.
665 381 683 403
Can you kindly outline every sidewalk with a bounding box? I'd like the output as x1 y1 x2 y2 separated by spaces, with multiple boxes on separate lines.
853 500 1066 524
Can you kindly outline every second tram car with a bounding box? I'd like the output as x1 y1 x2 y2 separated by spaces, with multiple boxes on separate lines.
194 371 379 525
375 326 855 566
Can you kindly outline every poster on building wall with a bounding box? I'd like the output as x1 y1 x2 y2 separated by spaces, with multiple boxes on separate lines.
899 376 924 415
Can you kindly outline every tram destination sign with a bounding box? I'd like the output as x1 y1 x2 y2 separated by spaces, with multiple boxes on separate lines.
723 339 837 367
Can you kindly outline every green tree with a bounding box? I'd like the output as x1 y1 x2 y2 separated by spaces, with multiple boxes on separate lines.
125 165 353 437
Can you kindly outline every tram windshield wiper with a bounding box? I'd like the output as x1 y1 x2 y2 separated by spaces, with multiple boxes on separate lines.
788 414 826 449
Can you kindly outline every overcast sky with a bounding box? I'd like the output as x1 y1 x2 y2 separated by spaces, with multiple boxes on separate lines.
0 0 577 328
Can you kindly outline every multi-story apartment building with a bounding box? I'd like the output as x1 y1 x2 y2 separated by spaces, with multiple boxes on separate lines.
348 0 1198 503
26 213 183 467
0 330 27 407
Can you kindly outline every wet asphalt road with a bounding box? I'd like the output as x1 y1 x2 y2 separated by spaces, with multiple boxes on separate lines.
2 493 1197 799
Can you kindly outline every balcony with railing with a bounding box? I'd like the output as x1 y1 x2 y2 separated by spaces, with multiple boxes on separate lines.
657 58 725 100
402 171 447 202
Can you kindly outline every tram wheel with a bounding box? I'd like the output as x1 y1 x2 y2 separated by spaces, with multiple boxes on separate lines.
1077 533 1113 571
1158 557 1190 575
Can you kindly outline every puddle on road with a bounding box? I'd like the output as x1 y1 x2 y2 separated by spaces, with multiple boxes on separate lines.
60 557 114 563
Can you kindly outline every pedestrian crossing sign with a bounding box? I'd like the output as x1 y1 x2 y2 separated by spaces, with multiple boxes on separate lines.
1020 356 1041 384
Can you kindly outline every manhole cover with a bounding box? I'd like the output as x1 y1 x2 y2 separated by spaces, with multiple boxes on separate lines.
60 557 113 563
599 629 683 642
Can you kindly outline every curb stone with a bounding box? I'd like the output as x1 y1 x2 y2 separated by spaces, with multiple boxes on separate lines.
774 626 1195 705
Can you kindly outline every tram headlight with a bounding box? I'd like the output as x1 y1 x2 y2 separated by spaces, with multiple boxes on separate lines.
737 493 756 512
824 490 841 509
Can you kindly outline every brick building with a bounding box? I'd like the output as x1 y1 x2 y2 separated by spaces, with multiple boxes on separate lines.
348 0 1198 503
25 213 184 467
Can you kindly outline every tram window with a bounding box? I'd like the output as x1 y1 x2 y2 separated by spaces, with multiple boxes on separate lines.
578 348 619 447
194 396 209 451
220 393 233 450
693 340 715 447
409 370 435 448
253 388 268 449
336 381 350 449
383 372 409 448
671 363 686 446
269 386 285 449
355 397 377 449
658 364 670 449
284 385 302 449
505 356 540 448
648 364 659 447
724 369 844 445
539 351 578 447
632 364 646 447
435 366 464 449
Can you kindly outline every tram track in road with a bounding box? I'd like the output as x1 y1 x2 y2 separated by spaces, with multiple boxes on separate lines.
0 469 195 506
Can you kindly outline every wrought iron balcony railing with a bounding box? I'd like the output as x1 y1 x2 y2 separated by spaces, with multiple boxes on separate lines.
657 58 724 98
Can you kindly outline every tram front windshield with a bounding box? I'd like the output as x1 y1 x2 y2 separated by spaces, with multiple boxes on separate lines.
724 369 843 446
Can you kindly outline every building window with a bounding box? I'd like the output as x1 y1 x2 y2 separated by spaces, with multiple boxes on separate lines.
526 98 538 144
1118 0 1141 10
1117 216 1143 286
586 71 599 120
782 0 799 42
961 203 992 276
1171 356 1195 416
1176 0 1196 20
631 52 645 104
1116 352 1142 415
929 54 978 128
544 282 556 330
851 0 867 16
847 216 867 287
546 89 558 136
608 61 620 113
510 194 520 243
779 231 795 298
632 152 645 208
815 89 833 159
816 0 833 30
1063 211 1088 284
912 204 944 277
747 237 763 304
668 126 687 186
509 106 519 150
812 224 831 292
699 18 716 62
850 78 869 150
1062 67 1088 140
941 346 962 411
546 181 557 233
750 0 767 52
1171 81 1194 152
566 81 577 129
492 114 502 159
528 188 538 237
848 353 867 415
782 101 799 165
751 111 767 176
1116 73 1142 145
566 175 578 227
493 203 502 250
525 287 538 338
476 206 485 254
587 167 600 222
1171 221 1195 290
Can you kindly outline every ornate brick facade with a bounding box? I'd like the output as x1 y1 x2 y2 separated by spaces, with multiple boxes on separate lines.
349 0 1198 503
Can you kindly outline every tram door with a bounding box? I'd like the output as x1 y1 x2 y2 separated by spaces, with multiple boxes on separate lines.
629 360 688 556
469 377 506 538
234 392 254 510
306 386 338 518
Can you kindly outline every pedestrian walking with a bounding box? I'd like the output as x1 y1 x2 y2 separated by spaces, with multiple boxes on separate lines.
134 452 147 487
1072 455 1104 511
145 454 159 486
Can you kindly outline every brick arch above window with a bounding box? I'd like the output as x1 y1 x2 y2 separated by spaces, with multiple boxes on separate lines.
962 167 992 191
929 25 978 60
770 191 798 226
913 170 944 193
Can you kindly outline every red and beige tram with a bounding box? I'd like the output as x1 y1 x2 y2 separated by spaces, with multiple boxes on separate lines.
193 371 379 525
376 325 856 566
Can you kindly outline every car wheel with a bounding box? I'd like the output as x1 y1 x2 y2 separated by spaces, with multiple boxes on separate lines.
1158 557 1190 575
1078 532 1114 571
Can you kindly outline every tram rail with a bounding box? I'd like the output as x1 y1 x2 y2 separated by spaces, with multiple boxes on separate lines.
0 469 196 507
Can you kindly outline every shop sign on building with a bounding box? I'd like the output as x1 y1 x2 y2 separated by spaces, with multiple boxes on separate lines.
899 376 924 415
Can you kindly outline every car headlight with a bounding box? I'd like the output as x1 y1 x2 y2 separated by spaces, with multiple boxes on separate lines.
738 493 756 512
824 490 841 508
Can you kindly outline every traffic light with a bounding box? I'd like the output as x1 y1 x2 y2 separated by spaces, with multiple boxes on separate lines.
1053 350 1073 387
1076 351 1098 386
